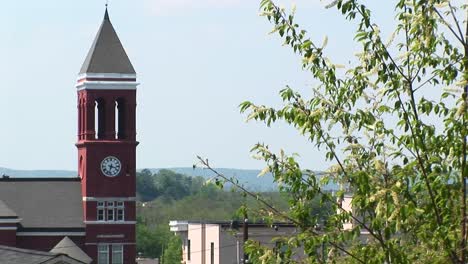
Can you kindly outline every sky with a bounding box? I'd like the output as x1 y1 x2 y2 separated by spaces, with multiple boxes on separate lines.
0 0 396 171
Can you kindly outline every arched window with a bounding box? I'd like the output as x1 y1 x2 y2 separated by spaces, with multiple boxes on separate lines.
78 98 82 140
95 98 105 139
79 156 83 178
116 98 126 139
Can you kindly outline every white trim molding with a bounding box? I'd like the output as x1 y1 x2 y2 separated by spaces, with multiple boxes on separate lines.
76 81 139 91
77 73 137 80
83 197 136 202
84 221 136 225
169 220 188 232
0 227 17 230
97 234 125 238
17 232 86 236
0 218 22 224
85 242 136 246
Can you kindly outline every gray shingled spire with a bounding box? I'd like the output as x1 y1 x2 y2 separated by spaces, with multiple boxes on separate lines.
79 8 135 74
50 237 92 264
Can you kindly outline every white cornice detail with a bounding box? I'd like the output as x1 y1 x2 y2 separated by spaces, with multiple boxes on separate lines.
17 232 85 236
97 234 125 238
0 227 17 230
0 218 21 223
77 73 137 80
76 81 139 90
84 221 136 225
82 197 136 202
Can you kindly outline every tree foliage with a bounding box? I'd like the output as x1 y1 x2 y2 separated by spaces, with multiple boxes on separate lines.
136 169 327 259
236 0 468 263
162 235 183 264
136 169 205 202
137 217 170 258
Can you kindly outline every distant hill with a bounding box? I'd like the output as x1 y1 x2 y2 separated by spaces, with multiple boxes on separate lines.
146 167 278 191
0 167 337 191
145 168 338 191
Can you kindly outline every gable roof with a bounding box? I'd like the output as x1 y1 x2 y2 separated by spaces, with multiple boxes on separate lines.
0 245 86 264
79 8 135 74
0 178 84 228
50 237 92 264
0 200 17 218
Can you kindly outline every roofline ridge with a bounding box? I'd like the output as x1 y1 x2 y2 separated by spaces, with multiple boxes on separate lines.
0 245 57 256
0 177 80 182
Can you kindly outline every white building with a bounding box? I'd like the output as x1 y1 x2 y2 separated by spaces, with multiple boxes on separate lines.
169 220 298 264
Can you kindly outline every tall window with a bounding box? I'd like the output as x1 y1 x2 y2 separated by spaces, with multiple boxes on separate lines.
78 99 82 139
81 99 85 138
79 156 83 178
210 242 214 264
98 245 109 264
116 201 125 221
96 201 125 222
187 239 191 261
112 245 123 264
116 99 126 139
95 98 105 139
107 202 115 221
97 202 105 221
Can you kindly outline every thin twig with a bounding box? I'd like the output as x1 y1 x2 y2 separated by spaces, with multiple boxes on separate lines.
196 156 365 264
448 2 465 44
433 7 465 45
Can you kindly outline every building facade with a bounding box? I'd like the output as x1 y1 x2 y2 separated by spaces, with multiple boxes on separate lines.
0 8 138 264
169 221 298 264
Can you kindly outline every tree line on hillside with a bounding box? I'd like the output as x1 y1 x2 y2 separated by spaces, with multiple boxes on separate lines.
137 169 209 202
135 169 332 260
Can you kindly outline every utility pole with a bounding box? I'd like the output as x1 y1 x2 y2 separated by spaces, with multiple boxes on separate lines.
243 212 248 264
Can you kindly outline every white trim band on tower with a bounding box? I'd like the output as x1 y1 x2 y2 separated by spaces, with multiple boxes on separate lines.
77 73 137 80
84 221 136 225
82 197 136 202
76 81 139 90
85 242 136 246
97 234 125 238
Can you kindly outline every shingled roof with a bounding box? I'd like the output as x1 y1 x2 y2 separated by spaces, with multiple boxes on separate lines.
0 200 17 219
79 8 135 74
0 245 86 264
0 178 84 229
50 237 92 264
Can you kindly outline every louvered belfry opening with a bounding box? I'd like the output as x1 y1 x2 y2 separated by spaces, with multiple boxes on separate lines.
95 98 106 140
116 98 126 139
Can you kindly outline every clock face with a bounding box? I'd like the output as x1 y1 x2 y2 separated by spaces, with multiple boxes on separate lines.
100 156 121 177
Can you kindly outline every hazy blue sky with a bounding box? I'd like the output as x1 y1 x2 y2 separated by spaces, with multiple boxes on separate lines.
0 0 396 171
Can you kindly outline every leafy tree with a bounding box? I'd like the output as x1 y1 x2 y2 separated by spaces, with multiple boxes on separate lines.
136 217 171 258
136 169 158 202
162 235 182 264
137 169 210 202
136 168 332 260
222 0 468 263
154 169 191 200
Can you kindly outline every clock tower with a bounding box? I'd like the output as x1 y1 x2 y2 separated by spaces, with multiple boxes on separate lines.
76 8 138 263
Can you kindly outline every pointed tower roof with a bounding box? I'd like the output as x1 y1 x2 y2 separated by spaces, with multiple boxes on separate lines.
79 8 135 74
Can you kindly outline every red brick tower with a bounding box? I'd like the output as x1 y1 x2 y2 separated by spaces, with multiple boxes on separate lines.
76 8 138 264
